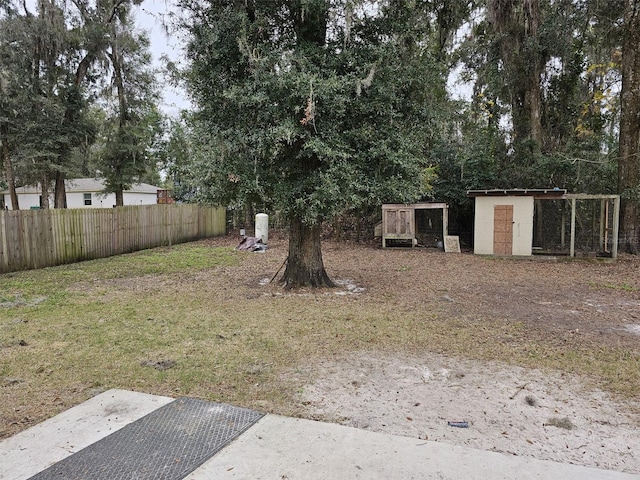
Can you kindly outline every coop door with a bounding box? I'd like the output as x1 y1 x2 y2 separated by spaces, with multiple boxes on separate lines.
493 205 514 255
385 208 413 236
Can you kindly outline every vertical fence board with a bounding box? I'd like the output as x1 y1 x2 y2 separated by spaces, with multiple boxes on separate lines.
106 209 112 258
0 205 226 274
99 209 106 259
35 210 46 268
51 209 60 265
85 210 94 260
22 211 32 269
8 212 22 269
0 212 7 271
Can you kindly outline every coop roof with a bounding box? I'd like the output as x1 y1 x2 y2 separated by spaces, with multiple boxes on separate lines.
466 188 567 198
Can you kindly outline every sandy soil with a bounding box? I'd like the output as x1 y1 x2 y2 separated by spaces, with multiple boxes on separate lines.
293 350 639 474
260 236 640 475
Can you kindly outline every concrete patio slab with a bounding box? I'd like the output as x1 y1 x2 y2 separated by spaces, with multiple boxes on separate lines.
187 415 639 480
1 389 638 480
0 390 173 480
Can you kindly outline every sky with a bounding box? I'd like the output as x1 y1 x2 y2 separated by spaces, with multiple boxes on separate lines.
134 0 191 117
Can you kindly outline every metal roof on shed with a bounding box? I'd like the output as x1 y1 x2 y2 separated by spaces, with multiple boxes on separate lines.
466 188 567 198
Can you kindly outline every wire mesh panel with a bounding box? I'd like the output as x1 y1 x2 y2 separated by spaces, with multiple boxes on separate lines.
573 198 617 256
533 199 569 254
533 196 618 257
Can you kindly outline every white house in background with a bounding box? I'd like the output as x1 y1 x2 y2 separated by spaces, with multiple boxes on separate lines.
1 178 162 210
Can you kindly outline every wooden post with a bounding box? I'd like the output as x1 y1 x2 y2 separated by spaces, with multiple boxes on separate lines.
612 196 620 259
561 201 566 250
599 199 606 252
443 205 449 237
0 211 8 272
570 198 576 257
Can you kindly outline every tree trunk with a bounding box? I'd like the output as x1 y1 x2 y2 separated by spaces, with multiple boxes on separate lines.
281 216 334 289
488 0 543 158
53 52 98 209
244 201 255 232
54 171 67 208
115 188 124 207
1 129 20 210
526 65 543 152
110 23 130 129
618 0 640 254
40 177 50 209
524 0 543 151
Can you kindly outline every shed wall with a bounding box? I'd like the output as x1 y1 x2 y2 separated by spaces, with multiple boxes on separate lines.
474 196 534 255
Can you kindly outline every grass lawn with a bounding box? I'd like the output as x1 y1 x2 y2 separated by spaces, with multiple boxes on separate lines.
1 233 639 439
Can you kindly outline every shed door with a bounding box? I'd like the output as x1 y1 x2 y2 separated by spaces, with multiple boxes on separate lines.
384 208 413 236
493 205 513 255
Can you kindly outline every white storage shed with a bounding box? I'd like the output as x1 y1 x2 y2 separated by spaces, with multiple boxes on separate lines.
467 189 620 259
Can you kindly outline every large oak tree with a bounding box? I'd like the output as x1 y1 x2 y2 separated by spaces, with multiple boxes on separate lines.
180 0 447 288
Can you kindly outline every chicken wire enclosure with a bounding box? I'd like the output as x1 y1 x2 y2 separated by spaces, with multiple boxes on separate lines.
381 203 448 248
532 195 620 258
532 199 569 254
415 208 446 247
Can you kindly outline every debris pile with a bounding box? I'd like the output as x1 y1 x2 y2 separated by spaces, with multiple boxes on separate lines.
235 236 267 252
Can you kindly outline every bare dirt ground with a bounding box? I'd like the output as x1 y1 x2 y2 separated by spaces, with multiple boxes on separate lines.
247 233 640 474
3 232 640 474
293 351 638 474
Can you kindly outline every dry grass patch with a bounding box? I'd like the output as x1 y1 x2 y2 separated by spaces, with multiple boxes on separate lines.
1 233 639 439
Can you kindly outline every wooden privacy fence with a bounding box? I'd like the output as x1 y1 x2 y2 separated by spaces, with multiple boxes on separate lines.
0 204 226 274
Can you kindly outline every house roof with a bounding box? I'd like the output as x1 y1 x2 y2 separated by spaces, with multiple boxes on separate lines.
467 188 567 198
2 178 161 195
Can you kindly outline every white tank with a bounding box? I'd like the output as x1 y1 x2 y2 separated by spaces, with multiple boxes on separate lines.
255 213 268 243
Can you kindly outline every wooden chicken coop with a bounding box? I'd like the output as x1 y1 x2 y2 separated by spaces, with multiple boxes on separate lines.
381 203 448 248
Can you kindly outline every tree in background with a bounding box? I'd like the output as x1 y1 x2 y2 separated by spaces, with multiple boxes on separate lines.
0 3 25 210
160 115 196 202
487 0 544 158
617 0 640 253
0 1 78 209
97 6 162 206
0 0 162 209
452 0 624 191
179 0 450 287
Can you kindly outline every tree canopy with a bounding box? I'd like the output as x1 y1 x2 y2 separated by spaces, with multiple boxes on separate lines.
178 0 458 286
0 0 164 208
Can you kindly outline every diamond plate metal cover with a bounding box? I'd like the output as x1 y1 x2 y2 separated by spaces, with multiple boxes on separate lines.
29 398 264 480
